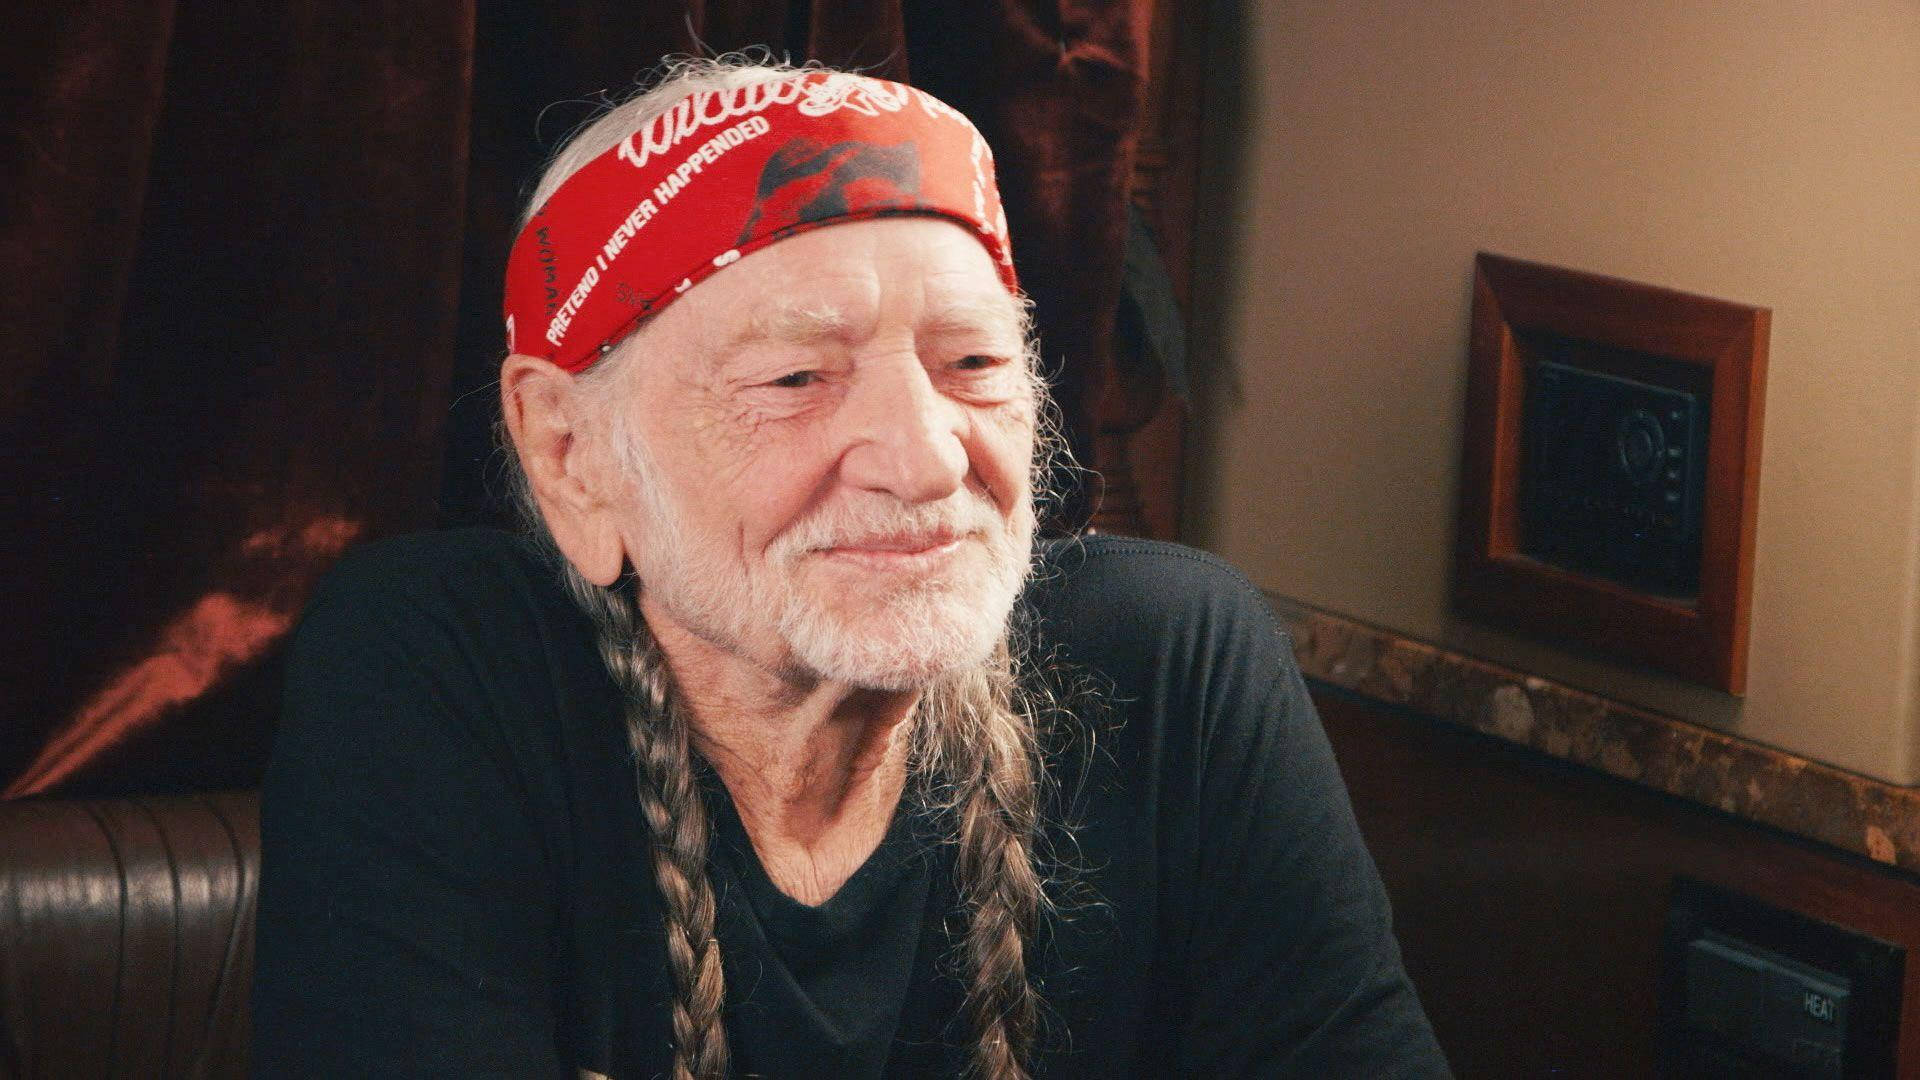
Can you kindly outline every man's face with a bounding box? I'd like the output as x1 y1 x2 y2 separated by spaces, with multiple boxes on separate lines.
592 217 1039 692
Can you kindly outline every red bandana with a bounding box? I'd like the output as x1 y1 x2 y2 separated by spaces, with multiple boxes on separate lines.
503 72 1018 374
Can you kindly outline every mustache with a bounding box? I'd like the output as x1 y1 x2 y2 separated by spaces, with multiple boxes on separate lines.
770 493 1008 559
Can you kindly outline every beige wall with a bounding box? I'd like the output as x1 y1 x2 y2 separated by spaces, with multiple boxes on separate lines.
1191 1 1920 782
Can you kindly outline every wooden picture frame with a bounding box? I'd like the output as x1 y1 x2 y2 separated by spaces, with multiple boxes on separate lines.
1454 253 1769 693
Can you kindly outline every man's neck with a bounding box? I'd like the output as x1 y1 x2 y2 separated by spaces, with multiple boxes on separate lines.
643 603 916 906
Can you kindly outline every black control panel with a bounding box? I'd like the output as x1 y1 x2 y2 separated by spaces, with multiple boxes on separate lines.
1520 357 1709 597
1659 879 1904 1079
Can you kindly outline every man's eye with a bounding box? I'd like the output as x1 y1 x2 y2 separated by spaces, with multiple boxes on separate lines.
954 355 1001 371
768 371 817 388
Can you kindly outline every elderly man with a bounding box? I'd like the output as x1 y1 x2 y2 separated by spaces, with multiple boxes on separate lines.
252 60 1448 1079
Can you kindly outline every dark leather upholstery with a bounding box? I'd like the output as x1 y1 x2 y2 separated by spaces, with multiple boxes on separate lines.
0 792 257 1079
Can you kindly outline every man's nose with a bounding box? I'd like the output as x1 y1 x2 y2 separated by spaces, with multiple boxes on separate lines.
837 352 968 504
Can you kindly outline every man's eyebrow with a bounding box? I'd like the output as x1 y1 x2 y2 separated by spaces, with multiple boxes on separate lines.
720 303 856 354
714 294 1024 362
919 295 1025 340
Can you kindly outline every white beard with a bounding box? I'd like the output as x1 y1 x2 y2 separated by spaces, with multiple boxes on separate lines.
618 437 1035 691
768 495 1034 690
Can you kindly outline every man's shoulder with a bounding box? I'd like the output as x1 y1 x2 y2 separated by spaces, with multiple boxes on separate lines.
1034 533 1259 583
299 527 582 652
313 526 554 605
1023 535 1294 692
1028 535 1285 635
286 527 609 730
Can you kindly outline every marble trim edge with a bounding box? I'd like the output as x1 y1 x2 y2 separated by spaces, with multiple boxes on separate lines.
1269 593 1920 874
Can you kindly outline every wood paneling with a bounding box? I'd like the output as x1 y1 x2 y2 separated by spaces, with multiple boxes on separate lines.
1316 686 1920 1078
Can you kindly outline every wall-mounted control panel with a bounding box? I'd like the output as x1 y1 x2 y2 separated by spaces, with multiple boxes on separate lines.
1682 930 1850 1076
1457 254 1769 691
1521 354 1709 598
1660 878 1903 1078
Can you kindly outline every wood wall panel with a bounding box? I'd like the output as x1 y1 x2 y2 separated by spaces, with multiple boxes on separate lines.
1315 686 1920 1078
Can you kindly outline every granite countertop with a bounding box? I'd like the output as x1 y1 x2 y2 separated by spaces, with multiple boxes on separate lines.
1272 594 1920 875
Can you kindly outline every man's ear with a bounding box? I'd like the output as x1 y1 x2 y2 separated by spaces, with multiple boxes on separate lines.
500 355 626 587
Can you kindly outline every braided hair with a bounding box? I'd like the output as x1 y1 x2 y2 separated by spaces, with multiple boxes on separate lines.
573 579 731 1079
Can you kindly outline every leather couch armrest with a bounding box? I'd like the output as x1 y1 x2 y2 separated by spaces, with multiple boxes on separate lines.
0 791 258 1079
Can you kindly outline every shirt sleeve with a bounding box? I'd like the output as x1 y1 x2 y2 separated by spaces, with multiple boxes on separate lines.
250 540 571 1078
1055 541 1452 1078
1184 630 1449 1077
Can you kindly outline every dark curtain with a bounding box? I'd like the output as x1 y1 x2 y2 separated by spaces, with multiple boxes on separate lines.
0 0 1151 799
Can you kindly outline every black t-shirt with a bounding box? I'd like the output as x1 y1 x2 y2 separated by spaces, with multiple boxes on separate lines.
251 529 1449 1078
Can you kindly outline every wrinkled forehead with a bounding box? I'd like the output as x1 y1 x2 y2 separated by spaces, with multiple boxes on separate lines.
638 216 1027 369
730 290 1026 346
